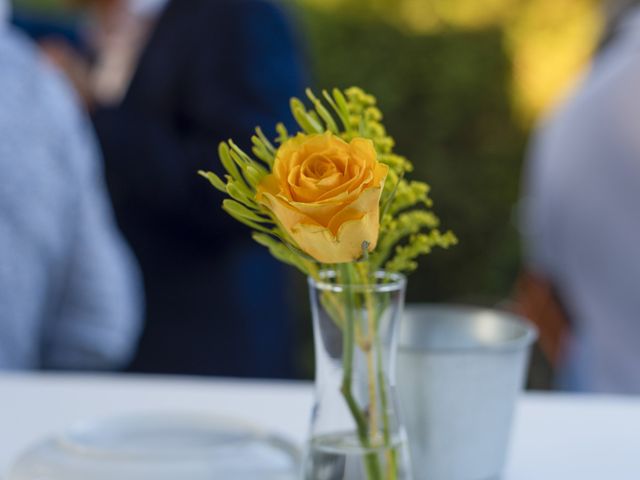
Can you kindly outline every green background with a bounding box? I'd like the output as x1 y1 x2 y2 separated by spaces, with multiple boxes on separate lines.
12 0 605 381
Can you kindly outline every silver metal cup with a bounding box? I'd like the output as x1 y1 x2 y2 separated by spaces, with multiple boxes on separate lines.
396 304 537 480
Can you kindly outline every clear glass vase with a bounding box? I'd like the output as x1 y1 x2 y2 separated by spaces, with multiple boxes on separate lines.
303 267 412 480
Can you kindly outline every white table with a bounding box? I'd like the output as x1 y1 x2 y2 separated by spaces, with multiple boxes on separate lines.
1 373 640 479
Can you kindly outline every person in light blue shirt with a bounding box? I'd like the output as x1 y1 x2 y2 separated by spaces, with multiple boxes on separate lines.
0 0 143 370
522 1 640 393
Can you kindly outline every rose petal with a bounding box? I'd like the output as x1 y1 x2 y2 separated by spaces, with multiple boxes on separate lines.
258 190 321 231
327 185 383 236
290 209 379 263
289 198 346 226
256 133 389 264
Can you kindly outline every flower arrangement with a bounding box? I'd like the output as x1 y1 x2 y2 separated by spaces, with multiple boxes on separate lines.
199 87 454 275
200 87 455 480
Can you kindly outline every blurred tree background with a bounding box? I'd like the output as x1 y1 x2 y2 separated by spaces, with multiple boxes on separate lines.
283 0 604 380
13 0 604 304
12 0 605 378
288 0 603 305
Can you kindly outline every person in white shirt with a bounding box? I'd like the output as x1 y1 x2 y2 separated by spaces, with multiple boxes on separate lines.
521 0 640 393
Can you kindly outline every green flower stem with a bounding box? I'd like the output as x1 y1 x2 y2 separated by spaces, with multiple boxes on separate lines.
339 263 382 480
356 264 380 444
359 267 398 480
375 318 398 480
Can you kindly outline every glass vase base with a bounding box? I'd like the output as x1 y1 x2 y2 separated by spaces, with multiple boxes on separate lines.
305 432 411 480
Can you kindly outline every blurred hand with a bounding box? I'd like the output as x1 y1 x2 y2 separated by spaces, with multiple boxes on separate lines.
514 270 570 366
40 38 94 109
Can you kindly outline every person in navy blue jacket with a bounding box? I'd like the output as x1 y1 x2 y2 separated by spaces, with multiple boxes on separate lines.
40 0 308 378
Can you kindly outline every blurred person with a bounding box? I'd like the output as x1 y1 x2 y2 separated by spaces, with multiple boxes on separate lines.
0 0 142 370
520 0 640 393
41 0 307 377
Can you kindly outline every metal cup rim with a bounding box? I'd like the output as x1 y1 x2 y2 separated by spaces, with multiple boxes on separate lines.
399 303 538 353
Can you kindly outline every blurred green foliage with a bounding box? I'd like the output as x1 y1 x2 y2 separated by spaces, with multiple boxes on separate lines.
285 0 602 379
12 0 604 381
13 0 602 306
290 4 527 304
14 0 64 11
296 0 603 124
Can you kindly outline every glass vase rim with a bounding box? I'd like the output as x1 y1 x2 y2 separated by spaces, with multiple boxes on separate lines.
308 269 406 293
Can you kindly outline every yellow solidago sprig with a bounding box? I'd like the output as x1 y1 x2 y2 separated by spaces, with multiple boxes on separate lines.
199 87 456 277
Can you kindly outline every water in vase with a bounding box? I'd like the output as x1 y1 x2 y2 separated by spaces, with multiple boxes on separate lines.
306 431 410 480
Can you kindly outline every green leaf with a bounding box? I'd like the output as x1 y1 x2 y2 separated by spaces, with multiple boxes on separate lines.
226 181 256 206
197 170 226 193
251 127 277 167
322 89 350 130
251 137 275 166
306 88 339 133
291 98 324 134
226 151 266 190
332 88 351 127
219 142 244 186
308 110 323 129
244 165 263 187
252 233 311 275
222 199 271 224
255 127 276 154
276 123 290 144
228 140 268 175
222 203 273 234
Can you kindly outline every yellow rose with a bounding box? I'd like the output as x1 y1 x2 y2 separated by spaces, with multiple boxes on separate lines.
256 132 388 264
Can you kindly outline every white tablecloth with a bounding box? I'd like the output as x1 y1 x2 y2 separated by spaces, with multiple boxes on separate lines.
1 373 640 479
